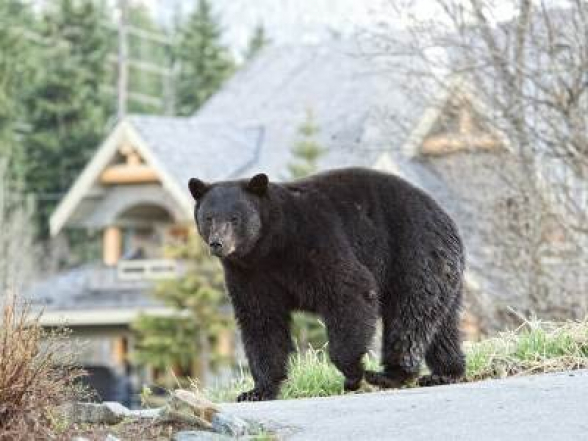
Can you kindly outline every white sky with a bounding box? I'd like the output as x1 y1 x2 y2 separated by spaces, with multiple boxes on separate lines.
57 0 569 54
135 0 527 51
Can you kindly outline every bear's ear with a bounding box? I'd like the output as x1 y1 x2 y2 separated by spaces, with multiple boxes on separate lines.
188 178 209 200
246 173 269 196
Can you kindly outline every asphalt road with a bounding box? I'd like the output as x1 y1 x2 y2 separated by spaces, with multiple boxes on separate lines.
221 370 588 440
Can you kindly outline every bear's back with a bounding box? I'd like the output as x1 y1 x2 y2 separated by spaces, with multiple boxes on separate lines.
285 167 441 223
283 167 463 271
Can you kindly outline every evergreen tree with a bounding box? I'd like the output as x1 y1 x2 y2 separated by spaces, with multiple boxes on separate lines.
126 3 172 114
175 0 235 116
244 24 269 61
0 1 38 179
132 233 233 387
23 0 112 235
288 109 324 178
288 109 328 351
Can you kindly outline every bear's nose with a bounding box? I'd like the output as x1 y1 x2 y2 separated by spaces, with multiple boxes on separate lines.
209 240 223 256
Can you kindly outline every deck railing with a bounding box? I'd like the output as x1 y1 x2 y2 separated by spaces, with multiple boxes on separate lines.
117 259 180 281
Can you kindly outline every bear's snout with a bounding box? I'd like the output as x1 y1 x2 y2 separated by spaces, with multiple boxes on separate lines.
207 221 237 258
209 240 224 256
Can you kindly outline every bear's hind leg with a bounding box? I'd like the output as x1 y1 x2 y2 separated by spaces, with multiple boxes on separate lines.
366 274 450 389
418 309 465 387
364 312 424 389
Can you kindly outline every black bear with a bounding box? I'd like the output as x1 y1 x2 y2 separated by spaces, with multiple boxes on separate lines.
188 167 465 402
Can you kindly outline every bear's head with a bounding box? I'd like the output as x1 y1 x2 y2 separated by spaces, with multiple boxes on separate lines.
188 174 269 259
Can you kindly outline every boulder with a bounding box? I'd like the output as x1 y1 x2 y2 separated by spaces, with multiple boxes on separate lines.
59 402 127 425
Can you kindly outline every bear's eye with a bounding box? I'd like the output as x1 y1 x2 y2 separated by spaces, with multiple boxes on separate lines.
204 215 213 223
230 215 240 224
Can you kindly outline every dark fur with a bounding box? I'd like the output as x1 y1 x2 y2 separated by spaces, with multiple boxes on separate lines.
189 167 466 401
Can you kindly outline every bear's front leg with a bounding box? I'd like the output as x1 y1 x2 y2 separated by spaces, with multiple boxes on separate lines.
233 305 292 402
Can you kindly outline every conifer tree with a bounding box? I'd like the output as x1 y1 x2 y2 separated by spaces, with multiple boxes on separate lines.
23 0 111 235
288 109 324 178
0 1 37 179
175 0 235 116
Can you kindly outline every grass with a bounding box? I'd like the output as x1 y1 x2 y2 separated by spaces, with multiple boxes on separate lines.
208 349 381 402
210 318 588 402
465 318 588 380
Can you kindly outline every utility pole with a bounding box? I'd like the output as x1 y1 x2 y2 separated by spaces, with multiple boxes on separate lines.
117 0 129 120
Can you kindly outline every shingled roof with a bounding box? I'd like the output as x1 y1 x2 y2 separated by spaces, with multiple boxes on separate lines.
128 40 430 185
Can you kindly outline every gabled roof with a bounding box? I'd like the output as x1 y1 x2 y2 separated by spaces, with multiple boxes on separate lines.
50 120 192 235
128 116 262 186
400 75 512 157
188 39 430 179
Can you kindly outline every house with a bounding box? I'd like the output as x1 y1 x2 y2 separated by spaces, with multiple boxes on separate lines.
31 39 570 399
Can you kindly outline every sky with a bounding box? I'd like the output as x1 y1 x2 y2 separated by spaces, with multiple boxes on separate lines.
36 0 565 55
142 0 395 53
132 0 528 53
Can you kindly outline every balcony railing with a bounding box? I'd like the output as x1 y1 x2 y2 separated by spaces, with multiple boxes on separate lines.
77 259 186 292
117 259 180 281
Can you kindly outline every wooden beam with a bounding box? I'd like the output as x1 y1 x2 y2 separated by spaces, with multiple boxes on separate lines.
103 226 122 266
112 336 128 366
421 133 500 156
126 151 142 166
100 164 159 184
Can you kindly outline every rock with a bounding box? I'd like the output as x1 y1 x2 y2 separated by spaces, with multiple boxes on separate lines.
59 402 127 425
167 389 252 436
59 398 254 437
61 400 171 426
160 406 213 429
172 389 219 422
104 435 121 441
103 402 131 418
127 407 166 420
164 389 221 429
173 431 233 441
211 412 250 437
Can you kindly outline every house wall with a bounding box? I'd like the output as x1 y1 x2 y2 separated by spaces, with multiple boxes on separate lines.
421 149 587 329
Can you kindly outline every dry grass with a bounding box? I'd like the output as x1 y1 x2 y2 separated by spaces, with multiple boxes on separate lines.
0 295 85 440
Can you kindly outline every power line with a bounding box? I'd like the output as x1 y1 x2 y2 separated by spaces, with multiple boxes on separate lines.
117 0 129 119
11 17 175 113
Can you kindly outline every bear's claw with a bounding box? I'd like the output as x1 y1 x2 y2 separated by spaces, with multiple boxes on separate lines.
236 388 276 402
417 374 461 387
365 370 414 389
